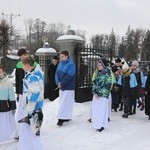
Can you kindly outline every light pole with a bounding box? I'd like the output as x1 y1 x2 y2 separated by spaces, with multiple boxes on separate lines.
1 13 20 52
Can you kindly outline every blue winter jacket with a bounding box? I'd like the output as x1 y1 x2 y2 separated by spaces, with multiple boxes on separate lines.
55 57 76 90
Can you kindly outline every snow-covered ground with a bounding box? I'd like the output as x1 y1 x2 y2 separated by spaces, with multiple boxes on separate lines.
0 98 150 150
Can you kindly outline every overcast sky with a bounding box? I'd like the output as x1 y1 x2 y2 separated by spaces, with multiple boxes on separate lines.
1 0 150 41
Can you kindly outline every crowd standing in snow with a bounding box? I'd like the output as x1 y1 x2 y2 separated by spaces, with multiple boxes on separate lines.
0 48 150 149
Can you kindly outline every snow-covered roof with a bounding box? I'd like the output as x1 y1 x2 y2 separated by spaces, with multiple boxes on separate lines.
36 48 57 55
57 35 84 42
6 55 19 60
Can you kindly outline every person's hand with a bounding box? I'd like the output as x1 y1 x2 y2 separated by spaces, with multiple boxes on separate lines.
145 91 148 95
58 82 62 88
95 94 99 99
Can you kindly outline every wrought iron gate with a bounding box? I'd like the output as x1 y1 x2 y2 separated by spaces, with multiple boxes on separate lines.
75 45 112 102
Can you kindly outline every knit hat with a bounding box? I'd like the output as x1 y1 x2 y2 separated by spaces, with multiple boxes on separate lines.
101 58 108 67
115 58 122 63
132 61 139 67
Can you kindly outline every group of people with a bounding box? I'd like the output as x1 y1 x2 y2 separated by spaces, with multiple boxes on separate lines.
89 57 150 132
111 58 150 119
1 47 150 148
0 48 76 149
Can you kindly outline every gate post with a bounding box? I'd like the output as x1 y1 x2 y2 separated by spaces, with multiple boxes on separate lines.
56 28 84 63
56 28 85 102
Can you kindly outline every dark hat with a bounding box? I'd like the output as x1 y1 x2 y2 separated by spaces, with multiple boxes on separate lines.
99 59 106 68
100 58 108 67
112 66 120 73
115 58 122 63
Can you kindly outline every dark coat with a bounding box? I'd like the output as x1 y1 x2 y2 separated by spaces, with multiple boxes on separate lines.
15 61 25 94
145 71 150 116
47 63 59 101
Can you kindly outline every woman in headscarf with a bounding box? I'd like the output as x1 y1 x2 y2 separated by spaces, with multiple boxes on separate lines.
91 59 112 132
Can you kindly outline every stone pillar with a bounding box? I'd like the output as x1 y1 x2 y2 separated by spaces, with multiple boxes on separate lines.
35 42 57 83
56 29 85 63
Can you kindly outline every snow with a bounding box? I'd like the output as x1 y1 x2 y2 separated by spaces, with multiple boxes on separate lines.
57 35 84 41
6 55 19 60
0 98 150 150
36 48 57 54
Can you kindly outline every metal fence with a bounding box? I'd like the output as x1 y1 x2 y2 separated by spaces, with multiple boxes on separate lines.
75 45 113 102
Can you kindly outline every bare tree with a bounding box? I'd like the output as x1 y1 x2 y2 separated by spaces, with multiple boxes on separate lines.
0 19 9 56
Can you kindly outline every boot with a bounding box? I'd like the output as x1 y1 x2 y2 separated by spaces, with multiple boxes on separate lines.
137 99 142 108
119 102 123 111
133 107 136 114
122 113 128 118
87 118 92 123
96 127 104 132
114 104 118 112
57 119 64 126
140 103 144 111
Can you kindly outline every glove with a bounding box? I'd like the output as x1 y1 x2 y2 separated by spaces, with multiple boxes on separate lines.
12 110 16 116
18 116 30 125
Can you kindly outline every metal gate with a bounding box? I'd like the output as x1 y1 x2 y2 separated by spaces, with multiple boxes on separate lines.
75 45 112 103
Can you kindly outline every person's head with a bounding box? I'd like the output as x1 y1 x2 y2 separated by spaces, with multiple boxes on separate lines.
112 66 120 75
17 48 28 60
0 64 5 78
21 56 35 72
131 60 139 70
115 58 122 67
52 56 59 65
101 58 108 67
97 59 106 71
59 51 69 61
141 67 147 75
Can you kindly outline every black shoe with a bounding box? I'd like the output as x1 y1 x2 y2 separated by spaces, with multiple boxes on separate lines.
122 114 128 118
57 119 63 126
137 100 142 108
148 116 150 120
97 127 104 132
63 119 70 122
133 110 136 114
119 108 123 111
140 105 144 111
14 136 19 140
35 130 40 136
88 119 92 123
108 118 110 122
114 108 117 112
128 112 133 115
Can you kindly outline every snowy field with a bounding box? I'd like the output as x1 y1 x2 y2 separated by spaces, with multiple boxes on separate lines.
0 98 150 150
